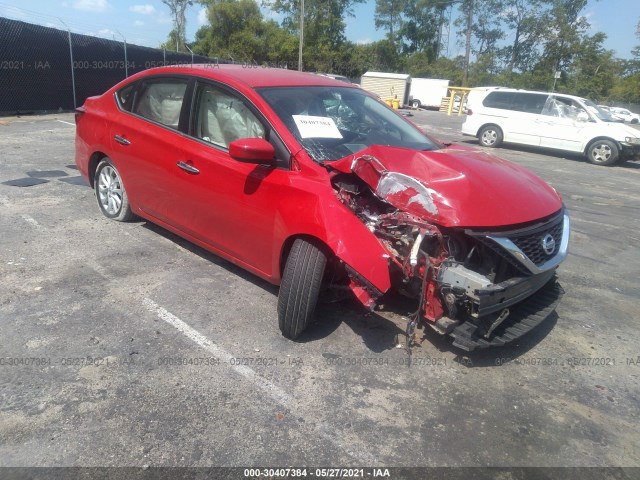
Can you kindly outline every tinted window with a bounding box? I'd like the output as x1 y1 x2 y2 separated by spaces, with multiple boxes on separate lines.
483 91 548 114
116 83 136 111
483 92 516 109
133 79 188 129
512 93 547 114
193 84 265 149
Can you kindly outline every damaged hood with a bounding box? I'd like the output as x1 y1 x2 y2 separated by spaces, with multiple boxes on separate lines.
328 144 563 228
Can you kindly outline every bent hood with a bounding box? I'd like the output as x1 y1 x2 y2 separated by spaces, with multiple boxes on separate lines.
328 144 563 228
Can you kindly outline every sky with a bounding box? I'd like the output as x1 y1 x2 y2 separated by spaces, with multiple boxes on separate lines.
0 0 638 60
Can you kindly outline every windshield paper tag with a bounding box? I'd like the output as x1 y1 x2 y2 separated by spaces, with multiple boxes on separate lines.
293 115 343 139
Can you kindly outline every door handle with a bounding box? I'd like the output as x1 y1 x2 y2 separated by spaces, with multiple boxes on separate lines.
114 135 131 145
177 161 200 174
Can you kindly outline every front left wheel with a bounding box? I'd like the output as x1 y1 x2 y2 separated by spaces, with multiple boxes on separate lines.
94 158 134 221
278 239 327 339
587 139 619 166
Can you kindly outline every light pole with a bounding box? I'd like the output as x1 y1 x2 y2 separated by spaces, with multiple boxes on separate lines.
185 44 194 66
298 0 304 71
115 30 128 78
58 18 76 109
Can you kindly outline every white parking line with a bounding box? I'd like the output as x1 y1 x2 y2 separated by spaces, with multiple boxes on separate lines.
142 297 294 406
57 120 75 126
141 297 378 465
23 202 378 464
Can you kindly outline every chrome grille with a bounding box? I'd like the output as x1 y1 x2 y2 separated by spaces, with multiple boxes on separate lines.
510 218 564 266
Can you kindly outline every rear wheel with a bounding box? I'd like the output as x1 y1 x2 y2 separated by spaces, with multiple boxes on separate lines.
587 139 619 166
478 125 503 148
411 99 421 109
94 158 134 221
278 239 327 339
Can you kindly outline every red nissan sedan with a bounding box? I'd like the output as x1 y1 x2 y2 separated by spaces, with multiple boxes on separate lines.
75 65 569 351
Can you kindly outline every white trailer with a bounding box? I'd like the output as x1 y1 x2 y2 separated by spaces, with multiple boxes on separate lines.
409 78 450 109
361 72 411 106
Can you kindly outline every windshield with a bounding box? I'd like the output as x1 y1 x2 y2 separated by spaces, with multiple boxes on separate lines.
582 98 620 122
258 86 440 162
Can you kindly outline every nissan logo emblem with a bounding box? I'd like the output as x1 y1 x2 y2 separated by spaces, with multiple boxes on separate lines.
542 234 556 255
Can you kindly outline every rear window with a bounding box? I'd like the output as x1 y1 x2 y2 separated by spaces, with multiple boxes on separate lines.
483 91 548 114
115 83 136 111
132 79 189 129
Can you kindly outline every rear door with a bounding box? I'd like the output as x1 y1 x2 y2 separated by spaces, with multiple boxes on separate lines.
108 75 191 221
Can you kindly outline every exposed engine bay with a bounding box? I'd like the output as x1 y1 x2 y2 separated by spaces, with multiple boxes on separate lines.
328 154 568 351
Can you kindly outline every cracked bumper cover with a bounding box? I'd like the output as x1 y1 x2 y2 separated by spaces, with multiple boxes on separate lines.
474 268 557 317
451 276 564 351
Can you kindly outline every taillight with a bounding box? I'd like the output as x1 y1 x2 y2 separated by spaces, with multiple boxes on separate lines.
466 108 472 116
74 106 86 124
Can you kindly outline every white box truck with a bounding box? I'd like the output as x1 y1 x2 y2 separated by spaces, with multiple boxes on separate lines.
409 78 450 109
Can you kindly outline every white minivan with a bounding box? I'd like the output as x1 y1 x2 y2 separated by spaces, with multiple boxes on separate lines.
461 87 640 166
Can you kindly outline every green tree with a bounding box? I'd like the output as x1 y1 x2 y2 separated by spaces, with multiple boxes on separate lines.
566 32 618 99
454 0 504 85
161 0 194 52
400 0 453 59
374 0 406 46
538 0 590 75
500 0 551 74
264 0 363 48
193 0 298 64
609 17 640 103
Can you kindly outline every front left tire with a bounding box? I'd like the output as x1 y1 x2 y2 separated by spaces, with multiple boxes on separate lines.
94 158 134 221
278 239 327 339
587 139 619 166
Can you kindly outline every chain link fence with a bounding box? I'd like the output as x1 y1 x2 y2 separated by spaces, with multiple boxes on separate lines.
0 17 218 115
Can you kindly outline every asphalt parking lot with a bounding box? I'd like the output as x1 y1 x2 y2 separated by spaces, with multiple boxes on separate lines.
1 110 639 473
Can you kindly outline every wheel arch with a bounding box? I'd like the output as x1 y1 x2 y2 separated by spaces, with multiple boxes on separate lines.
584 136 621 155
476 123 502 138
88 151 108 188
279 234 336 280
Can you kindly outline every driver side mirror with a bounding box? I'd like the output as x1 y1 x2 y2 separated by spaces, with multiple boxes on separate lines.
229 138 275 165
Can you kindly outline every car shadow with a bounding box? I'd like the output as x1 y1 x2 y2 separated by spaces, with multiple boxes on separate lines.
140 221 279 296
139 220 559 358
459 139 640 169
140 220 407 350
294 297 407 353
307 286 559 361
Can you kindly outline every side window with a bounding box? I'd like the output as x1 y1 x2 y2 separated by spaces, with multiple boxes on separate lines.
512 93 548 114
483 92 516 110
194 84 265 148
116 82 136 111
133 79 188 129
542 96 587 119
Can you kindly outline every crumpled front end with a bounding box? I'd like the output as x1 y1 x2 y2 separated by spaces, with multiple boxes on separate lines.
329 150 569 351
